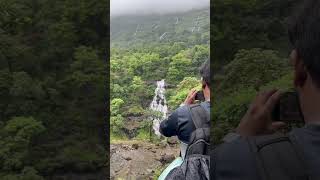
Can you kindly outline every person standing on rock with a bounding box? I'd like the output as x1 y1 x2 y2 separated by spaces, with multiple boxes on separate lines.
159 59 211 160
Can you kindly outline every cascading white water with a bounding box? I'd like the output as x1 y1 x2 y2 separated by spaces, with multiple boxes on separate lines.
149 79 168 136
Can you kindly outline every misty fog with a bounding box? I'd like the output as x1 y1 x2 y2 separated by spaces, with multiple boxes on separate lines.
111 0 209 17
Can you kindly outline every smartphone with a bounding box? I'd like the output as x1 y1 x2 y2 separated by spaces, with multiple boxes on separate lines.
272 91 304 122
195 91 205 101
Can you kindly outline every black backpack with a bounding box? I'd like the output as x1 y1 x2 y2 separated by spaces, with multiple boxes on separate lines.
247 133 310 180
165 104 210 180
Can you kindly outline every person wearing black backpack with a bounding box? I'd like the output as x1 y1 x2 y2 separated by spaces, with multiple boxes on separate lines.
158 60 211 180
212 1 320 180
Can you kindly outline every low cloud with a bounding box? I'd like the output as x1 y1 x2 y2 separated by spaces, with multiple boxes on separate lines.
111 0 209 17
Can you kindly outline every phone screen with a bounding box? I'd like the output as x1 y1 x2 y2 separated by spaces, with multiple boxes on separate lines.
272 91 304 122
195 91 205 101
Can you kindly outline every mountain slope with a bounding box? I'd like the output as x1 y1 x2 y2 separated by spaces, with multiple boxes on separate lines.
111 8 210 47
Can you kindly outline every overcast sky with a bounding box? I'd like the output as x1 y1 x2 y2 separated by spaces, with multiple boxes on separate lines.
111 0 210 17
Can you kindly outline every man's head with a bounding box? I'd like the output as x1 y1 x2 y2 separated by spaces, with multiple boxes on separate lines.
288 0 320 122
200 59 210 101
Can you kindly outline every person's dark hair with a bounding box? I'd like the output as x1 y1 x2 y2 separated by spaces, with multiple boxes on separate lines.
288 0 320 87
200 59 210 87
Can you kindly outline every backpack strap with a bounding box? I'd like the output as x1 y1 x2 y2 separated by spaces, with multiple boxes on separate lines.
247 133 309 180
188 104 210 129
186 127 210 156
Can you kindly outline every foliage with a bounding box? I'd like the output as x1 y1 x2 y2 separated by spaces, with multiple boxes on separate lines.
218 48 289 94
110 99 125 134
135 120 161 142
0 0 108 177
0 167 44 180
166 52 192 84
212 0 299 67
136 128 150 140
111 98 125 116
110 115 125 134
212 89 256 143
58 142 106 171
125 106 146 117
168 77 201 109
0 117 45 175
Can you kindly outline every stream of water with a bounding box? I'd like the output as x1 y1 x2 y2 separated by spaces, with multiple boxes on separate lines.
149 79 168 136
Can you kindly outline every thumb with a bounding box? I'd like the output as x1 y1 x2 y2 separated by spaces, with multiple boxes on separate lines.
263 121 286 135
269 121 286 131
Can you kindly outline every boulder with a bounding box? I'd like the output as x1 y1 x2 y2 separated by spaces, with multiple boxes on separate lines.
132 143 139 149
159 154 175 164
167 137 179 145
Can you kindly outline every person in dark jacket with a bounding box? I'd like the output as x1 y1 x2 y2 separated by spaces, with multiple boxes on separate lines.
212 1 320 179
160 60 210 159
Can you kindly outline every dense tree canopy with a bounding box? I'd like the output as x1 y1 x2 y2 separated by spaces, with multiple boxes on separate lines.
0 0 107 178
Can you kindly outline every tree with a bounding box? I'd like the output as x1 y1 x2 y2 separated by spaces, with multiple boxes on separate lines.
111 84 125 99
0 117 45 172
129 76 147 105
168 77 201 109
0 0 109 177
7 72 45 117
111 98 125 116
218 48 289 95
167 51 193 84
0 69 12 120
110 115 125 134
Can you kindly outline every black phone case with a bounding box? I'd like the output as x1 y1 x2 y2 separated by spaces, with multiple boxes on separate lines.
272 91 304 122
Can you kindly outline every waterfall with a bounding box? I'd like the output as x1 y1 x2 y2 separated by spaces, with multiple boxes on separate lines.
149 79 168 136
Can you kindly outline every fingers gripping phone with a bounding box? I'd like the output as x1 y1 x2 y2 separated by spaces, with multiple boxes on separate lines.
195 91 205 101
272 91 304 122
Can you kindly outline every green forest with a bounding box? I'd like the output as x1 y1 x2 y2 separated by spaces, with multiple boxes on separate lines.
212 0 302 143
0 0 107 179
110 9 209 141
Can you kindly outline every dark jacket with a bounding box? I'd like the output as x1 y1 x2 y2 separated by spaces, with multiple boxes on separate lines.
160 101 210 144
211 124 320 180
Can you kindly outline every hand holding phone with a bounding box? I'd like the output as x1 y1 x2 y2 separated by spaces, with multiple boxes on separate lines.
195 91 205 101
272 91 304 123
236 89 285 136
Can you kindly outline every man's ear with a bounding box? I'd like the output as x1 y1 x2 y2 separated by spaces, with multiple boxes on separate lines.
201 80 206 89
292 50 307 88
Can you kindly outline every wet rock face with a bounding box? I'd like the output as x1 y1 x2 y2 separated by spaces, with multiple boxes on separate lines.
122 128 138 139
122 120 141 139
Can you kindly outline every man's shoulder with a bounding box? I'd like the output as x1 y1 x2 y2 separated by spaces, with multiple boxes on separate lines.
213 137 258 179
200 101 210 107
290 125 320 152
214 137 252 158
174 104 190 115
